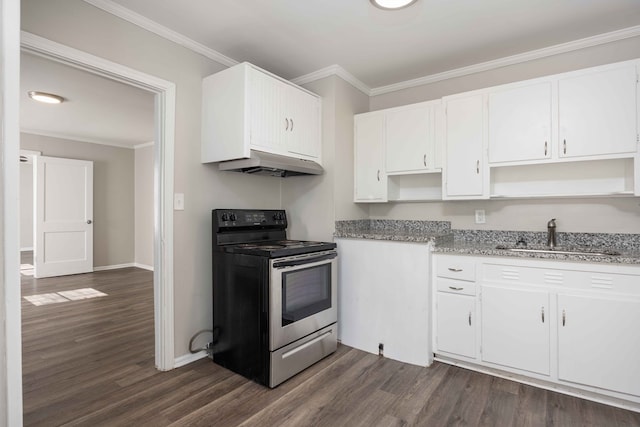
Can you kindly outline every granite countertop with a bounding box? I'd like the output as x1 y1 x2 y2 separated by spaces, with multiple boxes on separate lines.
432 240 640 265
334 220 640 265
334 219 453 245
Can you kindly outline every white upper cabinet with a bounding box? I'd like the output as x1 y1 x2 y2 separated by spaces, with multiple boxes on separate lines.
354 113 387 202
488 82 552 164
558 63 637 159
201 62 321 164
443 93 488 199
385 103 437 174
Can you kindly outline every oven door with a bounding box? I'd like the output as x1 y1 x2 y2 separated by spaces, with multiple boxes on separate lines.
269 250 337 351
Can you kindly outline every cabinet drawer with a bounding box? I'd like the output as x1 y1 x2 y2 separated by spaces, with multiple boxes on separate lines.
437 278 476 296
436 256 476 281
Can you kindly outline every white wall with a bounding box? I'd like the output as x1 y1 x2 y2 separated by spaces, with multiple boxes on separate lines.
282 75 369 242
21 0 283 357
134 144 153 269
368 36 640 234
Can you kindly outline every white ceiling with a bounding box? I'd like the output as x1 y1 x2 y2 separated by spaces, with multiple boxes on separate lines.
21 0 640 148
20 52 155 148
104 0 640 88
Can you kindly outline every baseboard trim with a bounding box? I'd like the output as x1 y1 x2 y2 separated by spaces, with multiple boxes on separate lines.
174 351 208 368
93 263 135 271
134 263 154 271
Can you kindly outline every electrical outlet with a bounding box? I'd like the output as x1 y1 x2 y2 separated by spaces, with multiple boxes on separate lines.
475 209 486 224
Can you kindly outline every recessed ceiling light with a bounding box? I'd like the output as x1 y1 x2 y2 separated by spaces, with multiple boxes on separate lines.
370 0 418 10
28 91 65 104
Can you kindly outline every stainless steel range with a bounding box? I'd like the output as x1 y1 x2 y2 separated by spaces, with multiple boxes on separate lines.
211 209 338 388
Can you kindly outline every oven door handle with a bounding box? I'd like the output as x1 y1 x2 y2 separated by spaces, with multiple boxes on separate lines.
273 252 337 269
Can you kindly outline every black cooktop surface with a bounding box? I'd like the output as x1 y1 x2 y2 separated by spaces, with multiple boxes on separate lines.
222 239 337 258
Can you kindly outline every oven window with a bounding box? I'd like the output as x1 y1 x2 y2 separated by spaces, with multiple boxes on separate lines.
282 264 331 326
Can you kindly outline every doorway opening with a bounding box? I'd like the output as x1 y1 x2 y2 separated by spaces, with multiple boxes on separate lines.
20 32 176 372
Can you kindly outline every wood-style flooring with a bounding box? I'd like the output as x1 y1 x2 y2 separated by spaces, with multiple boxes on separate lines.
21 252 640 426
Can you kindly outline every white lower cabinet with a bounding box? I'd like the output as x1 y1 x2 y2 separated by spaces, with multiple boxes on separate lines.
436 291 475 358
336 238 432 366
481 285 550 375
433 254 640 409
558 293 640 397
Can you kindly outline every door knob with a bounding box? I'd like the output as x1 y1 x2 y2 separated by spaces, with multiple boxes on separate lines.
87 220 93 224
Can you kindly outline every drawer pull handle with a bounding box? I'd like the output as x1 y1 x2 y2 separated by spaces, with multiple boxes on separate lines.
541 307 545 323
562 309 566 326
468 312 472 326
285 118 289 131
544 141 547 156
423 154 427 167
449 286 464 291
563 139 567 155
476 160 480 174
447 268 463 272
377 170 380 182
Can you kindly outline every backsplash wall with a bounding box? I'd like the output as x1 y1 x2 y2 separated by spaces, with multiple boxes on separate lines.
368 197 640 234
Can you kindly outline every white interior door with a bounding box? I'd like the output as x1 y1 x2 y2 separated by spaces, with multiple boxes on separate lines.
34 156 93 278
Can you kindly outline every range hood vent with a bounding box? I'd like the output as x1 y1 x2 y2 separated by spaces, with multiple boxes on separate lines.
218 151 323 177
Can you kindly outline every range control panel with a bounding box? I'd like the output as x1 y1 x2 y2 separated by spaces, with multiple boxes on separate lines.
213 209 287 229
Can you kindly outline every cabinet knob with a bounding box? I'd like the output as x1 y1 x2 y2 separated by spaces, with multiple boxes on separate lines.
562 309 566 326
468 312 472 326
541 306 545 323
423 154 427 167
563 139 567 155
544 141 547 156
290 118 294 131
285 118 289 131
476 160 480 174
377 170 380 181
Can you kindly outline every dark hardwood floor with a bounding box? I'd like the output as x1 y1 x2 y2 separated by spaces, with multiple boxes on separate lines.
21 252 640 426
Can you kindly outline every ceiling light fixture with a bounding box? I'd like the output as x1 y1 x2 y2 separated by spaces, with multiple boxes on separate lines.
370 0 418 10
28 91 65 104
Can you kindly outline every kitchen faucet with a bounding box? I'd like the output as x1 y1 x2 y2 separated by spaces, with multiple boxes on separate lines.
547 218 557 249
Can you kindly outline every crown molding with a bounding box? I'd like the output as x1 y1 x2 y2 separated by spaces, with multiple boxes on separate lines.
134 141 155 149
370 25 640 96
292 64 372 96
21 129 140 149
76 2 640 98
83 0 238 68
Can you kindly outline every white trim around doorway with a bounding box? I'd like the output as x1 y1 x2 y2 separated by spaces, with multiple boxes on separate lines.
20 31 176 372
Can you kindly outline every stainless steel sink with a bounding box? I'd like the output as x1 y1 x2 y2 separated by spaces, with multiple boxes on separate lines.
494 244 621 257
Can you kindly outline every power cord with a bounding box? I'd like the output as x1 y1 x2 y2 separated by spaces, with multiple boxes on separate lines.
189 329 214 354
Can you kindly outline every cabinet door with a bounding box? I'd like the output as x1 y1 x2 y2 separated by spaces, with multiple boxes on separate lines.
436 292 475 358
558 64 637 158
248 68 288 154
558 294 640 396
286 86 321 160
488 82 552 163
481 285 550 375
385 105 431 173
354 114 387 202
444 94 486 198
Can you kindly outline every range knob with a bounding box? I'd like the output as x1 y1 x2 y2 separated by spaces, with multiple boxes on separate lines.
273 212 285 221
221 213 230 222
229 213 237 222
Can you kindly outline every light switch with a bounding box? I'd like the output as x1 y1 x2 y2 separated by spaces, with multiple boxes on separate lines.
475 209 486 224
174 193 184 211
